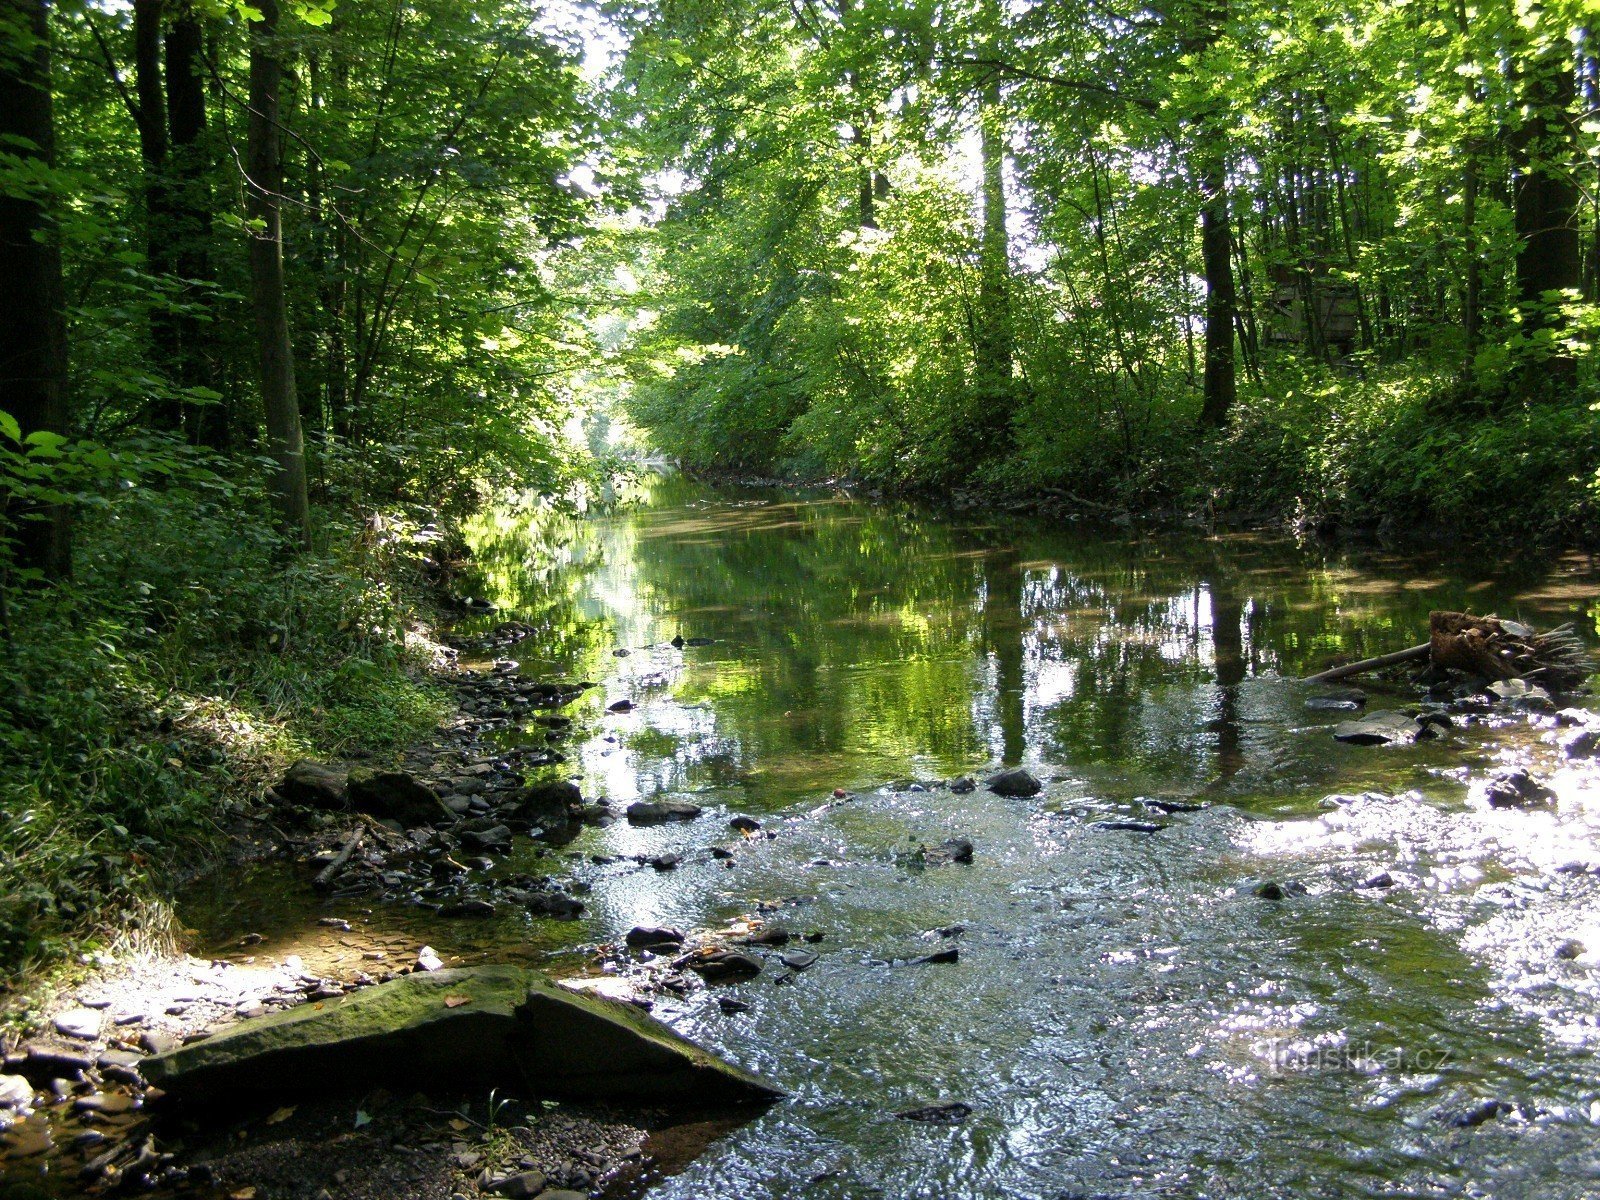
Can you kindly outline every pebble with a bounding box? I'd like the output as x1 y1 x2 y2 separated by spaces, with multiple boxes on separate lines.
53 1009 103 1040
0 1074 33 1111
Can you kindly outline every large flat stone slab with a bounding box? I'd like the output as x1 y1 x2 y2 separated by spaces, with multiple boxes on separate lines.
143 966 780 1107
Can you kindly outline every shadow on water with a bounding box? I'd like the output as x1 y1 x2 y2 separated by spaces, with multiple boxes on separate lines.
179 476 1600 1199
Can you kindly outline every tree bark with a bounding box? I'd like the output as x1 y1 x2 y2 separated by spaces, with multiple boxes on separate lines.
166 2 222 447
247 0 311 546
1198 154 1237 428
1512 18 1582 385
974 79 1013 451
133 0 188 430
0 0 72 578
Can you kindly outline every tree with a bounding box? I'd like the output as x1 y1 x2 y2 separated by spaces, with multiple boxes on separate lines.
0 0 71 578
1512 6 1582 384
246 0 311 545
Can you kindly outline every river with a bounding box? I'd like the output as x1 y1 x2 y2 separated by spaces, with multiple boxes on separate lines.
190 475 1600 1199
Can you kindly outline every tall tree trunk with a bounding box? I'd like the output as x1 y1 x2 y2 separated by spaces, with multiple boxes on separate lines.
974 79 1013 451
134 0 185 430
166 2 222 448
1198 154 1237 429
0 0 71 578
1512 18 1581 385
247 0 311 546
1462 151 1481 371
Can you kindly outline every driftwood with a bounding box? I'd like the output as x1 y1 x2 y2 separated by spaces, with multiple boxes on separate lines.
313 828 364 890
1303 643 1430 684
1305 610 1593 689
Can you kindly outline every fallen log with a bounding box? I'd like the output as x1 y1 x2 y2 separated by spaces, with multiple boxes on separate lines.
1303 643 1430 685
313 828 364 891
1305 611 1594 689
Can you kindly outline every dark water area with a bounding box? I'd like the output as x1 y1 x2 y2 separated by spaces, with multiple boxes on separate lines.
196 477 1600 1199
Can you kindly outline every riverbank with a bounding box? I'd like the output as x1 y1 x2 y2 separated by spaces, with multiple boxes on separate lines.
678 376 1600 550
0 491 474 1005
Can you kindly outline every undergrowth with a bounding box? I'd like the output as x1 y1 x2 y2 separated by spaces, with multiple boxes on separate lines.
0 480 452 988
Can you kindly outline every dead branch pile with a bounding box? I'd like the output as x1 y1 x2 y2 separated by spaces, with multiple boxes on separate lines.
1305 610 1594 689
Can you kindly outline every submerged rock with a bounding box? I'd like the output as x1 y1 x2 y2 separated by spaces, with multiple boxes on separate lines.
986 768 1042 798
1332 711 1432 746
895 1100 972 1122
142 965 780 1106
1093 820 1165 834
929 837 974 864
627 799 703 824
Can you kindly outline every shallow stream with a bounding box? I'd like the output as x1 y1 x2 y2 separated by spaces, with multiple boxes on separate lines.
190 477 1600 1199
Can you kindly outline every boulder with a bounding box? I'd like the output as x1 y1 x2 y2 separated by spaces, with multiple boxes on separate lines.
513 780 583 826
986 768 1042 798
626 799 702 824
142 966 780 1107
278 760 347 809
346 769 448 826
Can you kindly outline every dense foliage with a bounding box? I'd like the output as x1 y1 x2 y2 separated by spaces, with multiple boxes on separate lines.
608 0 1600 540
0 0 602 978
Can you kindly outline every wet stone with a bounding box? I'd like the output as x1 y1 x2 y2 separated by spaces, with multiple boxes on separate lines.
626 799 703 824
683 950 763 982
1482 769 1556 809
0 1075 32 1111
1333 711 1431 746
624 926 685 949
986 768 1042 798
895 1101 973 1123
53 1009 103 1041
1093 820 1165 834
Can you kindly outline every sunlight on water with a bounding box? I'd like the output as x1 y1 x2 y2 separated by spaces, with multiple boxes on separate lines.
188 477 1600 1199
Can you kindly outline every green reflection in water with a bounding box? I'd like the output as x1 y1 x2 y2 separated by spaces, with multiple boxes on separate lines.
460 474 1597 814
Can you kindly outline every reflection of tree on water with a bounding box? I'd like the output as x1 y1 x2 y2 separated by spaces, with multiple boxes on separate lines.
462 480 1587 802
978 539 1026 766
1206 572 1247 784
